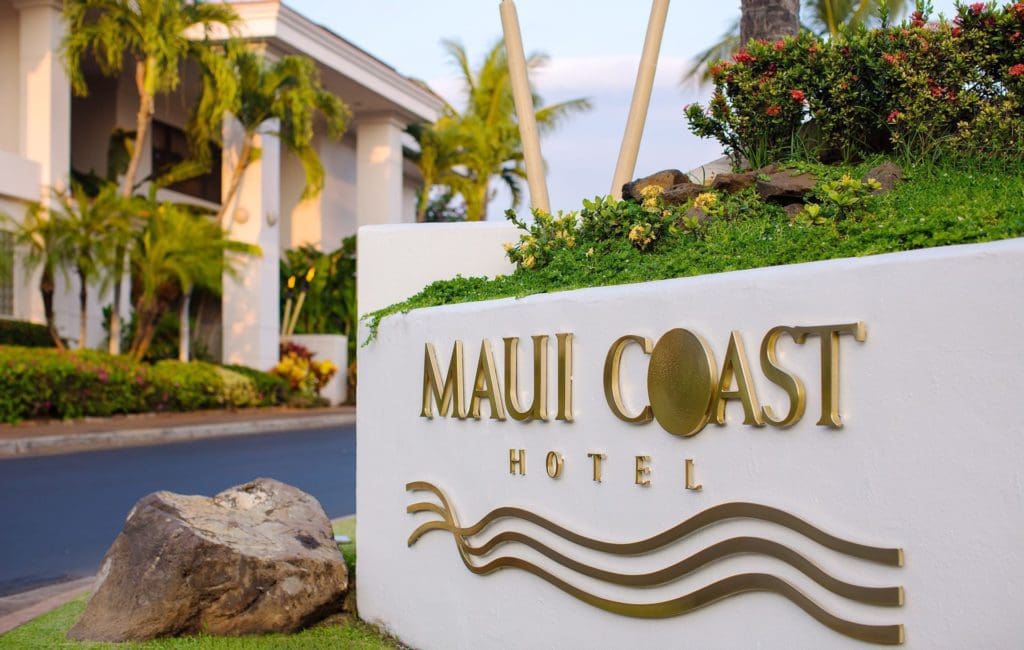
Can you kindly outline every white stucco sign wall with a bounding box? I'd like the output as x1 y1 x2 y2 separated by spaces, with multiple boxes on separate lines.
357 238 1024 649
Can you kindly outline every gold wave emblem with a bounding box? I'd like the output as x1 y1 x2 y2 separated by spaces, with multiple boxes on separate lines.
406 481 905 645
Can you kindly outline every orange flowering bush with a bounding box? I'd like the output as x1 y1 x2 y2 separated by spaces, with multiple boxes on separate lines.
686 2 1024 166
272 341 338 397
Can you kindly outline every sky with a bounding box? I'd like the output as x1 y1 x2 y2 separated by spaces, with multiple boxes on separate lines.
288 0 962 220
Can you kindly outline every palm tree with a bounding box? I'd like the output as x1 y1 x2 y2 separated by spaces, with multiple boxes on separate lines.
407 121 466 222
684 0 911 82
62 0 240 354
417 40 592 221
128 202 258 362
0 204 70 349
202 46 350 230
52 185 134 349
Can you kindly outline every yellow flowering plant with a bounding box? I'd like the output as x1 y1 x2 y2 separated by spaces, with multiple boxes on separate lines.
271 341 338 398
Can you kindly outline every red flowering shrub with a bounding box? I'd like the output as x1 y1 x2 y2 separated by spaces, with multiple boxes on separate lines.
685 2 1024 166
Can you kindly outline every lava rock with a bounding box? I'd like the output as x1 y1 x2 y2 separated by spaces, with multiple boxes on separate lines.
68 479 348 642
784 203 805 218
711 172 757 193
661 183 707 206
756 169 817 202
622 169 691 201
863 161 903 194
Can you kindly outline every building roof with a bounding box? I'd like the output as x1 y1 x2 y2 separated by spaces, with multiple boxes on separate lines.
226 1 444 124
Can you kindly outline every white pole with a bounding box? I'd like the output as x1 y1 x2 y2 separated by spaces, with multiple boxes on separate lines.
499 0 551 214
610 0 671 199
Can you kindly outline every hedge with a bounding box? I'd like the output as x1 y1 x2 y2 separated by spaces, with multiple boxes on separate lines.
0 346 288 423
0 320 55 348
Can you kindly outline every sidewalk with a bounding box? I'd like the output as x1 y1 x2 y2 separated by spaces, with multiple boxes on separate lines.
0 406 356 459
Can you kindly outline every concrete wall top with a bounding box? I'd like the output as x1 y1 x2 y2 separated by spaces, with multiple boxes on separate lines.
357 222 518 316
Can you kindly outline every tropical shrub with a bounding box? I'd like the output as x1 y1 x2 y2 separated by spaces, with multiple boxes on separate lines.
224 364 290 406
272 341 337 398
0 347 289 422
0 321 56 348
280 237 356 400
685 2 1024 166
0 347 149 421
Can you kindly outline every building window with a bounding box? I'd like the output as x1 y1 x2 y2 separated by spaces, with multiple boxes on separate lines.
0 230 13 317
150 120 222 204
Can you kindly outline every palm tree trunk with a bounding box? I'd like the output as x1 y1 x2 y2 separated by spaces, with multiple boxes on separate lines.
216 135 254 231
178 289 191 362
129 302 160 362
40 267 63 351
77 265 88 350
740 0 800 45
466 181 489 222
110 60 156 356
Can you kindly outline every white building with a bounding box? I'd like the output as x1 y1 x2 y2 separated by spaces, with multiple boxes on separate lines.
0 0 442 369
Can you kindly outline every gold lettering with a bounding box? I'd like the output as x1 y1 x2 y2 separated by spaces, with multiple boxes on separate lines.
711 331 765 426
503 335 548 421
760 326 807 427
635 455 651 486
468 340 506 420
790 322 867 427
604 335 654 424
556 333 575 422
685 458 703 491
587 452 605 482
509 448 526 475
421 341 466 419
545 451 564 478
647 328 718 437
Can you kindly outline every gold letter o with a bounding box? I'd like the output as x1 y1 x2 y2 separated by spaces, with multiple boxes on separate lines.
647 328 718 437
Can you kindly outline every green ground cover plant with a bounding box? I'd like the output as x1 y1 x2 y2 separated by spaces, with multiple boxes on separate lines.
366 157 1024 338
0 347 289 423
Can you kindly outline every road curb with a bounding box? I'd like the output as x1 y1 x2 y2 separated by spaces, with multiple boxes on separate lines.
0 413 356 459
0 577 93 635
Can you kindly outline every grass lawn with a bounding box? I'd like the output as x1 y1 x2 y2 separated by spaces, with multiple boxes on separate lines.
0 517 397 650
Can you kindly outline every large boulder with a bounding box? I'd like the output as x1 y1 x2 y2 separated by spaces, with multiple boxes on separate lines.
622 169 691 201
661 183 707 206
68 479 348 642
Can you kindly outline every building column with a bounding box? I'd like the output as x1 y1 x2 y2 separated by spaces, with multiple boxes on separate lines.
356 114 405 226
221 118 281 370
13 0 69 327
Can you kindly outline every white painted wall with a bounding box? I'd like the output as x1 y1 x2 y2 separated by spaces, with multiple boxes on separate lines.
357 222 518 317
358 238 1024 649
0 1 19 155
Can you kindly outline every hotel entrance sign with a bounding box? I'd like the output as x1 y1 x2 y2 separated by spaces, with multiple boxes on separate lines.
357 239 1024 649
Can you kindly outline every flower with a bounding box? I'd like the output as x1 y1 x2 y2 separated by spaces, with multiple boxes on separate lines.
732 50 755 65
522 255 536 269
789 89 806 103
773 39 786 51
886 110 902 123
765 104 781 116
1014 3 1024 20
586 247 594 258
951 26 963 37
1012 32 1023 42
502 242 514 252
882 53 899 65
969 2 985 15
694 192 718 210
910 10 926 27
1010 64 1024 77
